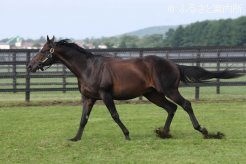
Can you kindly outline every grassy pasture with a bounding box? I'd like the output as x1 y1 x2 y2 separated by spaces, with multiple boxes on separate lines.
0 101 246 164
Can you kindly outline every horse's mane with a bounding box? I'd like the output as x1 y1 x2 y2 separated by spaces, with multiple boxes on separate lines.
56 39 94 57
55 39 120 58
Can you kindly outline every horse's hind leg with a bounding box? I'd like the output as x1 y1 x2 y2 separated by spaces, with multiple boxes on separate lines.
144 91 177 138
167 89 224 139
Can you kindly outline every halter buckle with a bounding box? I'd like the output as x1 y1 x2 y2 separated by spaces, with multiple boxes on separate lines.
50 48 55 54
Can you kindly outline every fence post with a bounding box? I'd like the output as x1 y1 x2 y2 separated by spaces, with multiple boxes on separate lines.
25 52 31 102
12 53 17 93
244 52 246 72
195 49 201 100
8 54 11 72
62 65 66 93
165 51 169 59
139 50 143 101
216 50 221 94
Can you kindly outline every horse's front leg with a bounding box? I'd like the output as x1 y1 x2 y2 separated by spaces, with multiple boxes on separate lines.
99 91 130 140
69 96 96 142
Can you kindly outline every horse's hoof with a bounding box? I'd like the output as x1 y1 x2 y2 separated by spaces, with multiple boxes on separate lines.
201 128 208 135
203 132 225 139
68 137 81 142
217 132 225 139
155 128 172 139
125 136 131 141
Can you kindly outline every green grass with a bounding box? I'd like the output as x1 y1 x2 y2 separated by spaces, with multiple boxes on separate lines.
1 102 246 164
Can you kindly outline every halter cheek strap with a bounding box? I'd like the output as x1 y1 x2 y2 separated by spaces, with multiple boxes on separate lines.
41 48 54 64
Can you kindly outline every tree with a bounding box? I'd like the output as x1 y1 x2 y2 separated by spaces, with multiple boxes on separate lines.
163 16 246 47
118 35 139 48
140 34 165 48
170 26 184 47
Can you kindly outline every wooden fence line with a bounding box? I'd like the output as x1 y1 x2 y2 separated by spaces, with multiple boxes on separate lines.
0 47 246 101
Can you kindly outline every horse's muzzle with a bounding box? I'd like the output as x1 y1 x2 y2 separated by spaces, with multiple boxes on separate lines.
27 64 34 72
27 62 42 72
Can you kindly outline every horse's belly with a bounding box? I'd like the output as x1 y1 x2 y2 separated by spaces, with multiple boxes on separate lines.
109 61 154 100
112 80 152 100
112 90 141 100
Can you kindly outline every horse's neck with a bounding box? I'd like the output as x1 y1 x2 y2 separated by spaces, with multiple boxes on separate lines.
56 51 88 78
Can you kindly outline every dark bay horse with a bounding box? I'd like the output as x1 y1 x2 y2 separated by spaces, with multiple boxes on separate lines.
28 36 242 141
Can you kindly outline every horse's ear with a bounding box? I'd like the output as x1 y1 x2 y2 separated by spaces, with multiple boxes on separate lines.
47 35 55 45
51 36 55 42
47 35 50 42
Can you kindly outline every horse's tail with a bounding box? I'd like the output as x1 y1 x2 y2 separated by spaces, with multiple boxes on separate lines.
177 64 243 83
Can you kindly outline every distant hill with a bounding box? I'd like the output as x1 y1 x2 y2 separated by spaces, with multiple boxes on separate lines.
122 25 178 37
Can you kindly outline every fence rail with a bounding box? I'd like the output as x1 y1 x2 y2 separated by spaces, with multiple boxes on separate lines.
0 47 246 101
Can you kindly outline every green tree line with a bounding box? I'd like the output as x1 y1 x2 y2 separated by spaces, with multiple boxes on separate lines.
165 16 246 47
84 16 246 48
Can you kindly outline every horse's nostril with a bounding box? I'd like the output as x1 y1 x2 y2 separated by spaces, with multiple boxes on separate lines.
27 64 32 70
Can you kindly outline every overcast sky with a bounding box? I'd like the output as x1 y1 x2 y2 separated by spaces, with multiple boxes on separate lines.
0 0 245 39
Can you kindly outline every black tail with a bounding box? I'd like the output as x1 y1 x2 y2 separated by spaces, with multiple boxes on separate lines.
177 65 243 83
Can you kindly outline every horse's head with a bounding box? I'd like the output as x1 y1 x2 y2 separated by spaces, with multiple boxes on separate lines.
27 36 57 72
